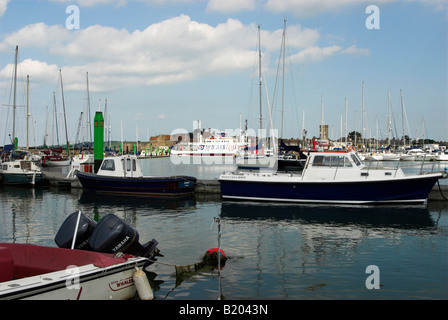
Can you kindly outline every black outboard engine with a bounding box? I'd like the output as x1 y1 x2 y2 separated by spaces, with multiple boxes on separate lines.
88 213 159 261
55 211 97 250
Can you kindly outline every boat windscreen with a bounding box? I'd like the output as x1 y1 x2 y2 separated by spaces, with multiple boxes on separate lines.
351 153 363 166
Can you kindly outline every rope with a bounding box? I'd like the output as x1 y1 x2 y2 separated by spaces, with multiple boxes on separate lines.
437 180 448 201
146 258 208 278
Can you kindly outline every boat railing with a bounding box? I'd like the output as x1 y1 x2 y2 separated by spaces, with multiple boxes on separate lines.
418 154 437 174
365 160 384 177
363 156 440 177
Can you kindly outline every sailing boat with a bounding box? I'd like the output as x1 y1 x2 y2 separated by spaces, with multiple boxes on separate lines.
236 25 276 170
381 91 400 161
72 72 94 165
0 46 44 185
41 70 71 167
274 19 306 171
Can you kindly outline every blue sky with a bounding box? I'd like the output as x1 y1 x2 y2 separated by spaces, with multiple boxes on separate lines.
0 0 447 147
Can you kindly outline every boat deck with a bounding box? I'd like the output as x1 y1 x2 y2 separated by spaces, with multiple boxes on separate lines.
0 243 128 280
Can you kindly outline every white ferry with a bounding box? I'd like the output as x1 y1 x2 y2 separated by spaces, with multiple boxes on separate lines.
171 131 246 156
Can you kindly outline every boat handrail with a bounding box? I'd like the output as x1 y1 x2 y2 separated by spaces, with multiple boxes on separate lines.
394 160 401 177
333 164 339 180
419 154 427 174
66 163 79 179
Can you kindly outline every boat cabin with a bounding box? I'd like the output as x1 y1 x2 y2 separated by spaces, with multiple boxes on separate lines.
301 150 404 181
305 150 365 169
97 155 144 178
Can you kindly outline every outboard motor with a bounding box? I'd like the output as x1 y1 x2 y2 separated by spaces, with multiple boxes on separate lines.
55 211 97 250
88 213 159 261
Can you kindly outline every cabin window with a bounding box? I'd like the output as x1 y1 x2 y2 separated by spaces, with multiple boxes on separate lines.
2 164 7 170
350 154 362 166
126 158 131 171
312 155 352 167
132 159 137 171
312 156 324 166
101 159 115 171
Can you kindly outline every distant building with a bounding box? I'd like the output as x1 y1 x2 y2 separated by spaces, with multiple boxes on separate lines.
319 124 329 140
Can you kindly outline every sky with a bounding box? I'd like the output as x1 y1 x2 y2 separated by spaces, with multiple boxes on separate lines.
0 0 447 148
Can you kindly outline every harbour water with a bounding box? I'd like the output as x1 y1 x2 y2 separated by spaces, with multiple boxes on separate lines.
1 157 447 300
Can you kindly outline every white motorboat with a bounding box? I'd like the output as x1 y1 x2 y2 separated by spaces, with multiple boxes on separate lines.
400 148 426 161
381 152 401 161
434 150 448 161
0 212 160 300
364 152 383 161
0 146 44 185
72 151 94 164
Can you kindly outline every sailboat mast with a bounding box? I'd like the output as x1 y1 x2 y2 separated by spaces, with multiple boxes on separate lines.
302 109 306 148
361 81 365 148
26 75 29 149
281 18 286 138
320 94 324 139
422 116 425 150
258 25 263 135
345 97 348 143
104 99 108 145
86 72 92 144
387 91 391 146
53 92 59 146
59 69 69 155
401 89 405 146
12 45 18 145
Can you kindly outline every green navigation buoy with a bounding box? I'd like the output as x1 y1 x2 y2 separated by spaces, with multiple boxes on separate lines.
94 111 104 173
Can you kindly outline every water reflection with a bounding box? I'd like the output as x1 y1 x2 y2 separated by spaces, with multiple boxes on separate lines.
1 184 447 299
78 191 197 212
220 201 435 230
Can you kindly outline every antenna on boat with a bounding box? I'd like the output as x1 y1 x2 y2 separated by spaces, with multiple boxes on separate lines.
70 210 82 250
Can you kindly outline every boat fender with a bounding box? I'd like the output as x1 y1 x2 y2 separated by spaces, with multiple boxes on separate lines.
207 248 226 257
203 248 227 267
133 267 153 300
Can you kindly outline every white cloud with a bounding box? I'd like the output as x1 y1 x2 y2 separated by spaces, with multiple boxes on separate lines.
289 46 342 64
0 0 9 17
0 23 69 52
0 15 368 92
341 45 370 56
289 44 369 65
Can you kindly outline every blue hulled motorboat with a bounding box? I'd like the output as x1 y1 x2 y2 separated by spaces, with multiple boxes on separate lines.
219 150 444 205
76 154 196 196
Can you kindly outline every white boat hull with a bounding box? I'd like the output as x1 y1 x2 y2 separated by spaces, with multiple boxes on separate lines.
1 258 147 300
